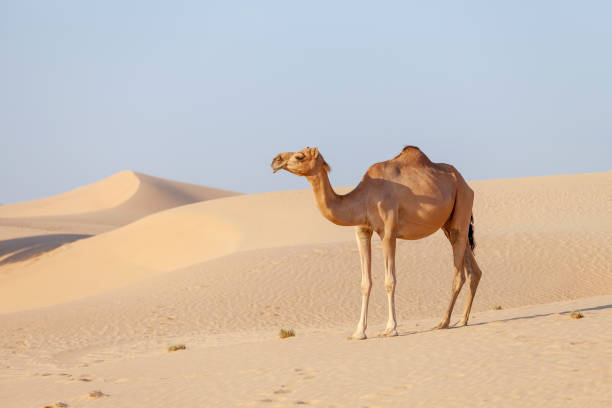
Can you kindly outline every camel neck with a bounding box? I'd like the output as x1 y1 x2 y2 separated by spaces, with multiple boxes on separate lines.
306 170 365 226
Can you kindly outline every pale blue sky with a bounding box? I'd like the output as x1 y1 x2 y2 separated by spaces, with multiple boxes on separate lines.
1 1 610 204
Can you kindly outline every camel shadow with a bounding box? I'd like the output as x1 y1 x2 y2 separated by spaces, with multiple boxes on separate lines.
0 234 91 266
389 303 612 338
466 303 612 326
396 328 435 337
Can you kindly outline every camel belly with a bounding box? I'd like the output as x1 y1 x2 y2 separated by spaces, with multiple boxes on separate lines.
396 220 441 240
395 197 454 239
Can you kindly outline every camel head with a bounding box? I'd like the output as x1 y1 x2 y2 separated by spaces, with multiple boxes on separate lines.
271 147 330 176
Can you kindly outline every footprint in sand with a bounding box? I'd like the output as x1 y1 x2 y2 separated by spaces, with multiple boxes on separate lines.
294 367 317 380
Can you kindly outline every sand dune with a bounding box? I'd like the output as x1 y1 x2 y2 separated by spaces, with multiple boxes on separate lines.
0 170 238 234
1 171 611 407
0 170 141 218
0 188 352 312
0 171 238 277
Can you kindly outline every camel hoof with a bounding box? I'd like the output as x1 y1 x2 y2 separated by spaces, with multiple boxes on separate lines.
348 332 367 340
378 329 398 338
456 320 468 327
434 321 450 330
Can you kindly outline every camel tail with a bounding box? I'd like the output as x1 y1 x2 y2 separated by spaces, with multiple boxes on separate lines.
468 214 476 252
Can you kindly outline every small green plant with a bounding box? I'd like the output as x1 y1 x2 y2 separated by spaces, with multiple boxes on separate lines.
167 344 186 352
570 310 584 319
493 305 502 310
279 328 295 339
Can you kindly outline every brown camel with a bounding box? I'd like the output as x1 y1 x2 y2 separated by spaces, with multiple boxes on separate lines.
271 146 482 339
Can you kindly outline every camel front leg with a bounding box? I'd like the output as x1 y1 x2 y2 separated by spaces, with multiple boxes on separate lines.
381 232 398 337
350 226 372 340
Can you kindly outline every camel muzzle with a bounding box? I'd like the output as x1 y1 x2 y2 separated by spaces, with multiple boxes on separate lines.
271 155 289 173
271 162 287 173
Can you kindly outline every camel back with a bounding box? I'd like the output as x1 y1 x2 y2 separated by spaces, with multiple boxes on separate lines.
392 146 433 167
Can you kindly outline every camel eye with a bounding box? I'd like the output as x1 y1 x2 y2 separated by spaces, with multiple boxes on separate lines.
296 153 305 161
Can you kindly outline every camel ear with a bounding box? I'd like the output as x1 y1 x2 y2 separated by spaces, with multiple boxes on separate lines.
310 147 319 158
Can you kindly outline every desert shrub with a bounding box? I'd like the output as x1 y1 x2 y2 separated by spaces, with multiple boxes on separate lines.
279 328 295 339
168 344 187 352
570 310 584 319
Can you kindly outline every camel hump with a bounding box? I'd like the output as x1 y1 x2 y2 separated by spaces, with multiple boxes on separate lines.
393 145 433 166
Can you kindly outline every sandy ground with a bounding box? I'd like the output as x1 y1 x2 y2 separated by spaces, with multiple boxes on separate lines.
1 170 611 407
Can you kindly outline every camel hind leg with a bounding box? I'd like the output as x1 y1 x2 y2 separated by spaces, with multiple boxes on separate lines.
436 180 474 329
435 229 467 329
457 246 482 326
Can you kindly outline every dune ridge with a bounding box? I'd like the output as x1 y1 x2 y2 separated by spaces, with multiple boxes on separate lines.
0 170 140 218
0 170 238 233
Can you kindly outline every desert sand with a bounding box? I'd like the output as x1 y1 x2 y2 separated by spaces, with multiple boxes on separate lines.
1 170 611 407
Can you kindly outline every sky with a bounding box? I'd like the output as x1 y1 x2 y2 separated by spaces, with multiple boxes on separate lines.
1 1 611 204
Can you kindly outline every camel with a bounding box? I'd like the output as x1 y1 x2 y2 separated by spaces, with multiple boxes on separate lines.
271 146 482 339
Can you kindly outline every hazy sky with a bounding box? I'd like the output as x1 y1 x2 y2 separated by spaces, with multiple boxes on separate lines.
1 1 610 204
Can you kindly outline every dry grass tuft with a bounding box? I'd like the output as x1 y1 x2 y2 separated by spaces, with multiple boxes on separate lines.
493 305 502 310
279 328 295 339
570 310 584 319
88 390 107 398
168 344 186 352
44 403 68 408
